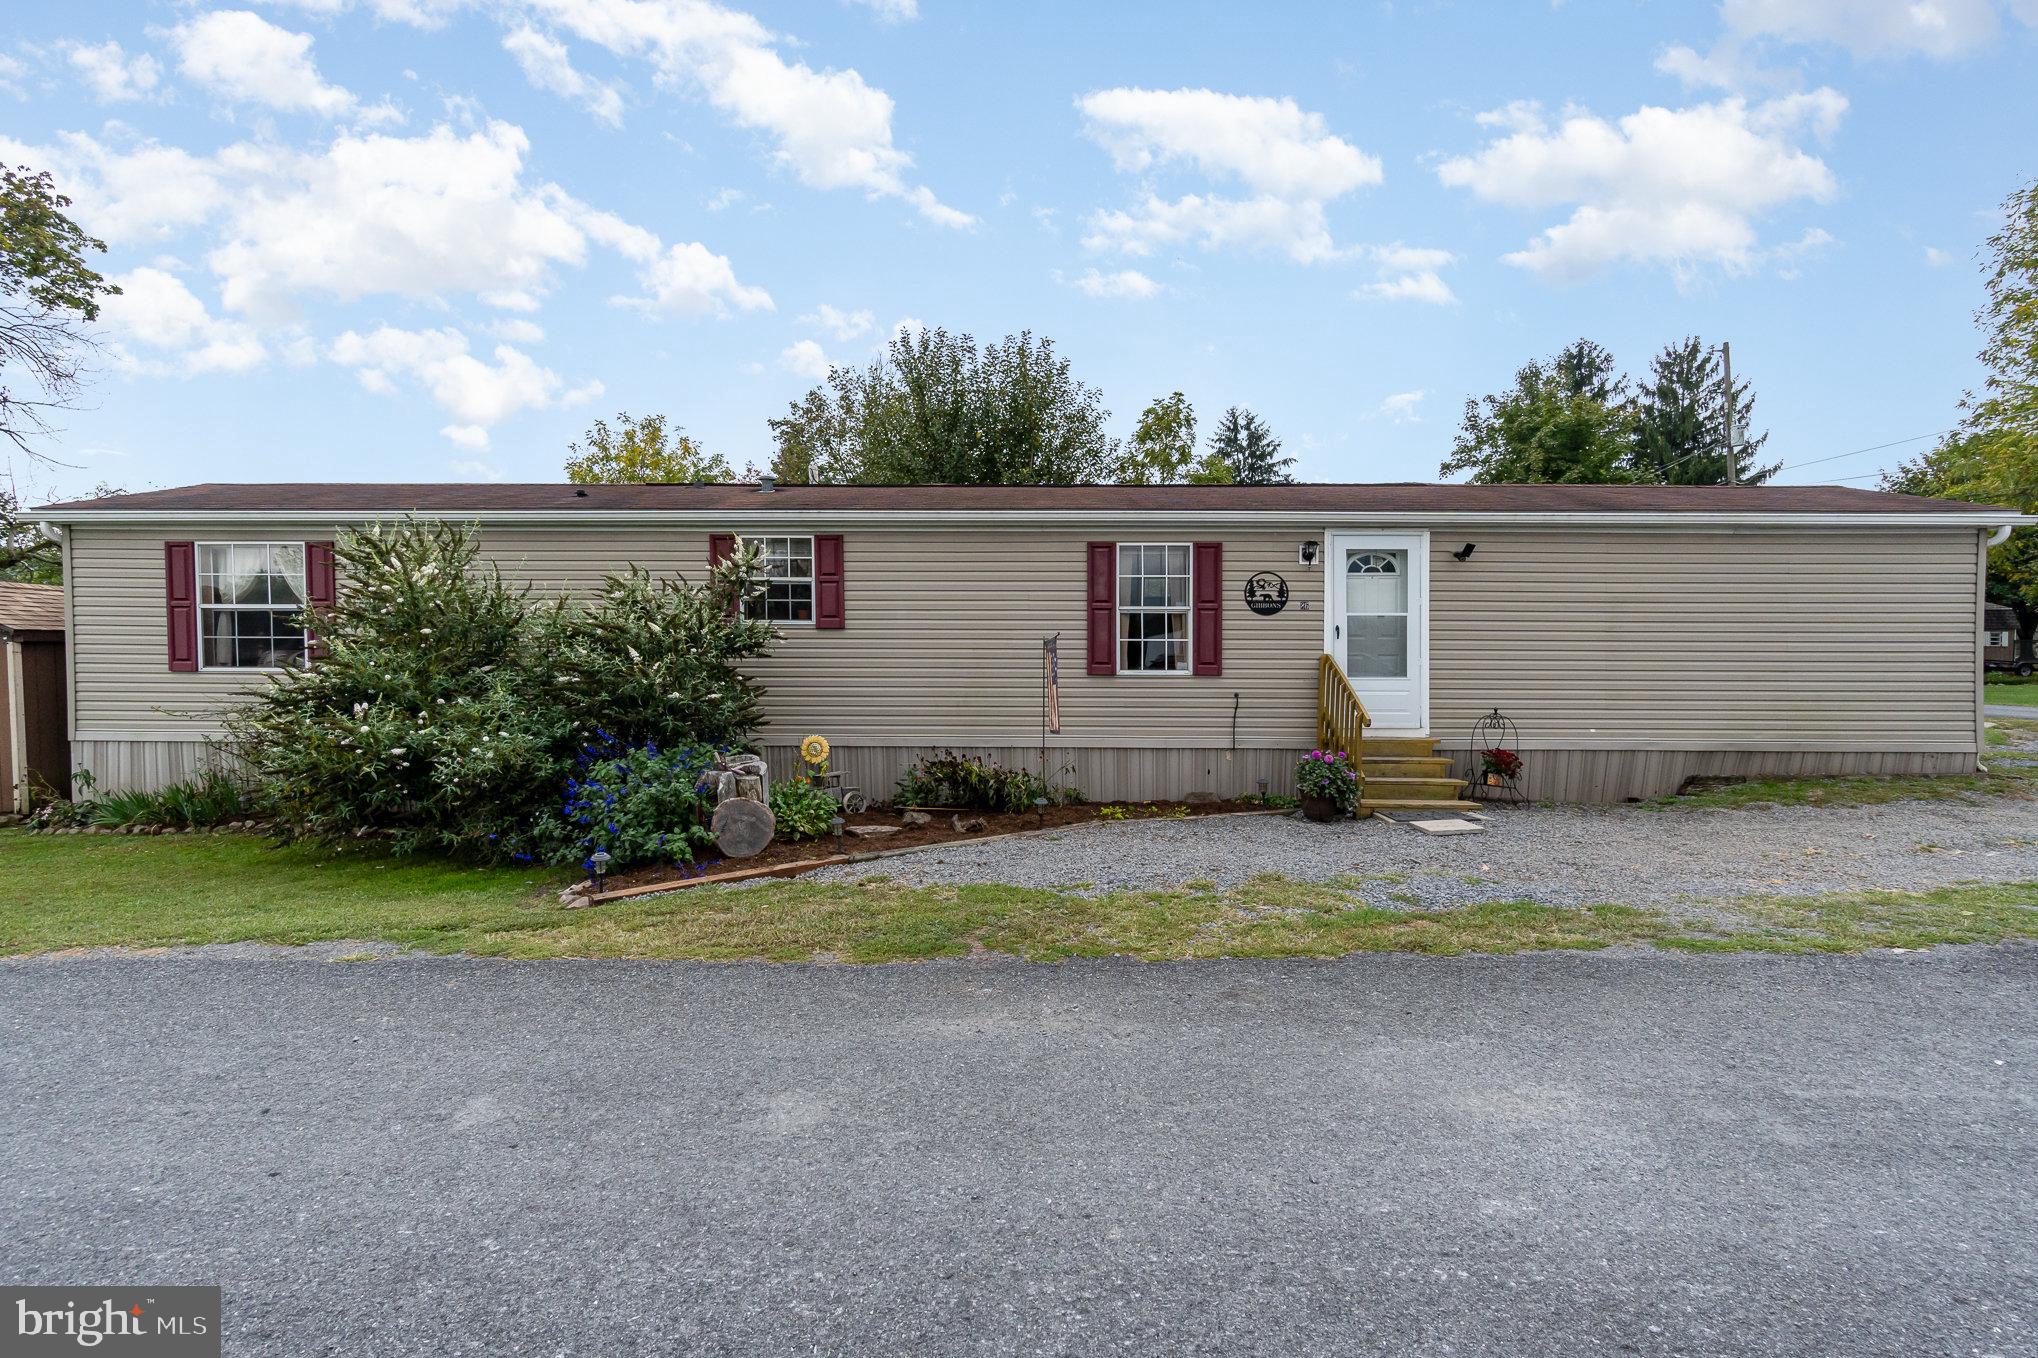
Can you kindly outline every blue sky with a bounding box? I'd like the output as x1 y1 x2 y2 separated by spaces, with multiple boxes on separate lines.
4 0 2035 501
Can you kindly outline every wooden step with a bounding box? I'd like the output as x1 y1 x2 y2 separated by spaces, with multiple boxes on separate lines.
1362 756 1454 777
1363 775 1470 802
1361 787 1475 807
1360 736 1442 757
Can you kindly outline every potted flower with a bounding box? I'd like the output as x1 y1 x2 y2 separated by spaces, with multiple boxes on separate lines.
1294 749 1360 822
1479 747 1523 787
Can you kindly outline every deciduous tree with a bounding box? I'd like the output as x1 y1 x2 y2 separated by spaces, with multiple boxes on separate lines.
1 165 120 464
565 412 733 484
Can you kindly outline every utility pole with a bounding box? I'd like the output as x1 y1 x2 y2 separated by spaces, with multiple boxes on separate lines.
1721 340 1738 487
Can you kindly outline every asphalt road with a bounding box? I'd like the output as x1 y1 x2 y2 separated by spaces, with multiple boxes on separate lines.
3 948 2034 1357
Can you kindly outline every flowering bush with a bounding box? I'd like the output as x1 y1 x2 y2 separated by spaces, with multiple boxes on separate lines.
769 773 839 839
226 520 775 858
523 738 719 870
1479 747 1524 780
1294 749 1360 813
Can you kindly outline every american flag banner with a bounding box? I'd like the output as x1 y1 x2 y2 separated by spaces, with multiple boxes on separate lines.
1043 636 1062 734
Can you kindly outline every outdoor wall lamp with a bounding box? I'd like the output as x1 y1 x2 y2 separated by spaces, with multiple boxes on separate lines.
588 848 612 894
1298 540 1320 567
1452 543 1477 561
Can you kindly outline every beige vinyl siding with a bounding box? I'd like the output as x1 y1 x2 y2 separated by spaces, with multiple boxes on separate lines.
65 520 1979 763
1427 528 1979 751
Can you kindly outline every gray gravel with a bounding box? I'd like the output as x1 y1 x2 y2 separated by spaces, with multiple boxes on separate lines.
3 949 2033 1356
804 798 2038 915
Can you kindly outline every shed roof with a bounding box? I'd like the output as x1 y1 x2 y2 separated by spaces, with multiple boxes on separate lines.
30 481 2024 518
0 582 64 633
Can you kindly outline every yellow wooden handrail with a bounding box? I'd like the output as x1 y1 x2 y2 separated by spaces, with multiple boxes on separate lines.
1316 653 1371 774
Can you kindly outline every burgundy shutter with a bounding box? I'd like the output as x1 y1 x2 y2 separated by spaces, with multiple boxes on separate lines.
1086 542 1116 676
708 533 735 567
1192 541 1223 676
305 540 337 661
814 533 844 629
165 541 198 673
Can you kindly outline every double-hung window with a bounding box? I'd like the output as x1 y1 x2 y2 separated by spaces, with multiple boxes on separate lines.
1117 543 1191 674
198 543 309 669
741 535 815 624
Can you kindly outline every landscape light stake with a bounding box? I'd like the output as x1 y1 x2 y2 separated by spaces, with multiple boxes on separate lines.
831 815 845 854
589 849 611 895
1033 796 1048 828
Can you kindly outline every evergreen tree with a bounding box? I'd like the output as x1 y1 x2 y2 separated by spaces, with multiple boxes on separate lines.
1207 406 1295 485
1553 339 1625 406
1629 338 1776 485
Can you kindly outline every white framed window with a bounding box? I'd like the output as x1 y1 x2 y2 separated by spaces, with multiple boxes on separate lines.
742 535 815 624
1989 630 2012 648
198 542 308 670
1117 542 1191 674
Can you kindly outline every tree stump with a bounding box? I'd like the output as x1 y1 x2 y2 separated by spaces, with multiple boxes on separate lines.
711 798 776 858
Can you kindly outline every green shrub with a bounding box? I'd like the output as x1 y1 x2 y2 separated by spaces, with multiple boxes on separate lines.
1295 750 1360 813
893 751 1077 813
769 773 838 839
226 520 774 858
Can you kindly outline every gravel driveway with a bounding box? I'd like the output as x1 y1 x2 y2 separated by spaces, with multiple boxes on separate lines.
3 949 2032 1356
806 796 2038 914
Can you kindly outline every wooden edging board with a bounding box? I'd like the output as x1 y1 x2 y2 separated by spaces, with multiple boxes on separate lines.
577 807 1292 906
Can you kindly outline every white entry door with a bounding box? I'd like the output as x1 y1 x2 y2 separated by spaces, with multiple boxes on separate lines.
1325 532 1428 732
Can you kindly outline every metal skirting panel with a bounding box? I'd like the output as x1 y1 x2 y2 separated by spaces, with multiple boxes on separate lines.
1443 747 1977 804
74 738 232 795
763 745 1306 805
74 738 1979 805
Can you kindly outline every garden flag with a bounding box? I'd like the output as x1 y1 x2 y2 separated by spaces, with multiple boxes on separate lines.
1044 636 1061 734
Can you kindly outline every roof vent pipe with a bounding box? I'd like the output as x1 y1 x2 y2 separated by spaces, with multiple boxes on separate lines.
759 474 776 494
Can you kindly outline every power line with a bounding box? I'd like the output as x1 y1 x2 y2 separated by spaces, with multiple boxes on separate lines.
1775 432 1940 475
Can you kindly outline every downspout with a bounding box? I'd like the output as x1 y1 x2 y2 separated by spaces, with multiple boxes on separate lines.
1987 524 2013 549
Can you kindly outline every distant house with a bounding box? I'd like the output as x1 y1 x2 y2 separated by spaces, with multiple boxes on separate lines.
29 481 2033 805
0 581 69 812
1984 604 2029 675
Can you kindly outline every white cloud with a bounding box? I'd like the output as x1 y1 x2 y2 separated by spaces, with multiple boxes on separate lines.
0 130 228 244
1065 267 1160 300
1436 93 1844 281
489 317 547 342
445 433 494 454
891 315 924 339
98 267 267 375
1924 245 1956 267
520 0 970 226
8 119 766 327
65 41 162 103
1369 390 1426 423
593 226 775 316
779 338 833 380
705 186 745 211
801 303 874 339
503 26 625 126
331 325 593 432
1076 87 1381 263
1354 243 1456 304
844 0 918 19
1718 0 2020 57
171 10 357 117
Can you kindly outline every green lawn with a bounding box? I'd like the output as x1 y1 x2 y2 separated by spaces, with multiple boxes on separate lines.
1985 678 2038 708
3 829 2034 962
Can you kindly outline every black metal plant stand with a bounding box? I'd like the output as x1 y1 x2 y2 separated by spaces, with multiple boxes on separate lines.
1467 708 1525 804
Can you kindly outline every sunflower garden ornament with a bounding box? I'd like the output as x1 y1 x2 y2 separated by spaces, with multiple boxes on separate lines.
800 734 830 768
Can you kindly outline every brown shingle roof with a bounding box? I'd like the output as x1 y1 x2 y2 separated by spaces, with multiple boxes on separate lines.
30 481 2020 516
0 582 64 633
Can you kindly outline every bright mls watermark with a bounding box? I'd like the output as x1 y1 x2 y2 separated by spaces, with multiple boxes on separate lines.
4 1288 219 1356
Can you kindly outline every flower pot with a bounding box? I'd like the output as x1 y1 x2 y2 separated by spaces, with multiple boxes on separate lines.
1485 773 1503 787
1300 793 1341 823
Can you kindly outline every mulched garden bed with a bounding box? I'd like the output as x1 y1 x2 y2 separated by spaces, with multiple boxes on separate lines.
587 799 1277 900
